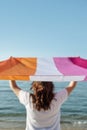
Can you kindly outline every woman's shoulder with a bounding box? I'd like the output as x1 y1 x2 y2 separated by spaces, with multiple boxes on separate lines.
55 88 67 94
19 89 30 96
18 90 30 105
54 88 68 100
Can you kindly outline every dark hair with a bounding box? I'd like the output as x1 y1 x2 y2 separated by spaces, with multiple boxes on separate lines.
30 81 55 111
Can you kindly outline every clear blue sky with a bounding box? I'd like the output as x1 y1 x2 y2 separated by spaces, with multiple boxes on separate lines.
0 0 87 60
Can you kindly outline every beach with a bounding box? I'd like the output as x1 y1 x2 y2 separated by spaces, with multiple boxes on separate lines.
0 124 87 130
61 124 87 130
0 81 87 130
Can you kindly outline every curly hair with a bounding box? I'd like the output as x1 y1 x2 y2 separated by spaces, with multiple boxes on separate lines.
30 81 55 111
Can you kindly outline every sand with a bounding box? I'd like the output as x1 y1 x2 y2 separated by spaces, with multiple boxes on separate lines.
0 126 87 130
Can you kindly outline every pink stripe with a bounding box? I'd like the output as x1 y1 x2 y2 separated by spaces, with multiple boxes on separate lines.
53 57 87 76
69 57 87 68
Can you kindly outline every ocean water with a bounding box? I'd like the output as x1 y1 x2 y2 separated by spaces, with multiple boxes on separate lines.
0 80 87 129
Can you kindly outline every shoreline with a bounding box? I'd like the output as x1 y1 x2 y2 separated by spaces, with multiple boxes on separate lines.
61 124 87 130
0 124 87 130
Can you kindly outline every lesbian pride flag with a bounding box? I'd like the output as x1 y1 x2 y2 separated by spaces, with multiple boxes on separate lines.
0 56 87 81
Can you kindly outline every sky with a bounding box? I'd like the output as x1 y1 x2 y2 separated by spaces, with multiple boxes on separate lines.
0 0 87 60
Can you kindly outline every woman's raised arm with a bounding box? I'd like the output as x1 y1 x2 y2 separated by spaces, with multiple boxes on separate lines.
66 81 77 95
9 80 21 97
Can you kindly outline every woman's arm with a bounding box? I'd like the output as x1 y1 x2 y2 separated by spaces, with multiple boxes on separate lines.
9 80 21 97
65 81 77 95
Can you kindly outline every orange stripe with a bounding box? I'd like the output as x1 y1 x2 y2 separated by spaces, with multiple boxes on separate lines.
0 76 29 80
16 57 37 75
0 57 18 73
0 57 37 80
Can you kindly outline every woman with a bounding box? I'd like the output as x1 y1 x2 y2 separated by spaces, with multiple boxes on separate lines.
9 80 77 130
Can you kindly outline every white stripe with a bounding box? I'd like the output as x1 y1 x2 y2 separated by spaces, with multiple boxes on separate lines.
35 58 62 75
30 75 85 81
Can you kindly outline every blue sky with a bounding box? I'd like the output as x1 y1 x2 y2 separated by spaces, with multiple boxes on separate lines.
0 0 87 60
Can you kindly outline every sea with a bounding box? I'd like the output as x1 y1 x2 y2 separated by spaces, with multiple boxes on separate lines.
0 80 87 130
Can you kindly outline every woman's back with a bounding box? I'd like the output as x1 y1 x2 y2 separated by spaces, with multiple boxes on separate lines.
18 87 68 130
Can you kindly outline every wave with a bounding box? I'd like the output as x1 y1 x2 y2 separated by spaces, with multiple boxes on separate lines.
61 120 87 126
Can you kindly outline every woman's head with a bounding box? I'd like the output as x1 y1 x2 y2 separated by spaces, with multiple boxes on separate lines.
30 81 54 111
